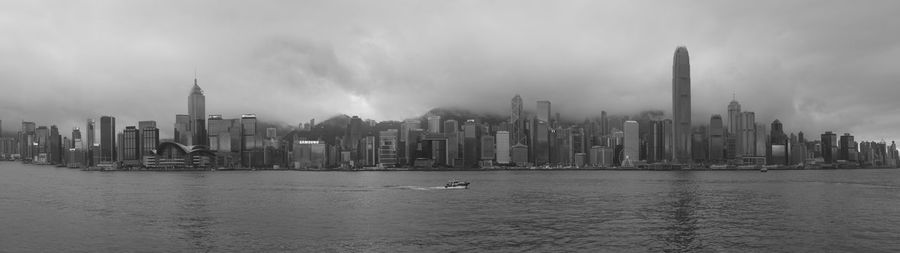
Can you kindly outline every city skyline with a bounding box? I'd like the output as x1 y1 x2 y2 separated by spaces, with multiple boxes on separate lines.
1 1 900 143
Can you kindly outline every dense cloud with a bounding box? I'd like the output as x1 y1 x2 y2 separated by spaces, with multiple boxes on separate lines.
1 0 898 142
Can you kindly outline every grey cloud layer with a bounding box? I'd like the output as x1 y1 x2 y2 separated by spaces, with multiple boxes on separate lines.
0 0 898 142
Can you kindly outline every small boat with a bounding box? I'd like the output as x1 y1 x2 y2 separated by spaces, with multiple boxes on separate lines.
444 180 470 189
760 167 768 172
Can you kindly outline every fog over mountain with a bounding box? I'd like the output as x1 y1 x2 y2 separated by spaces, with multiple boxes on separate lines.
1 1 899 142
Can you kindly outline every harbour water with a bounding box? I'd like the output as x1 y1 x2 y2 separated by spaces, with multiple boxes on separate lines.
2 161 899 252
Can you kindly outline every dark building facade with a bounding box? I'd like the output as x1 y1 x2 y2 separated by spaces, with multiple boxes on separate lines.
100 116 116 163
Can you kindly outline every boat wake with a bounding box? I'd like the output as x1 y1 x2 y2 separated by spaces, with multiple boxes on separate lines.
384 185 464 191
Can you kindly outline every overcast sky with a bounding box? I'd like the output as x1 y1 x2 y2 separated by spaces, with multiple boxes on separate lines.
1 0 899 142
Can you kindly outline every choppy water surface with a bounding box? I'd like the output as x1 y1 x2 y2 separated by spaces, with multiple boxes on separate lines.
2 162 899 252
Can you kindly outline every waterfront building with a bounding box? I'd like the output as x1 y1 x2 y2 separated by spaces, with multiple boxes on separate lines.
481 135 495 166
769 120 788 165
188 78 207 146
727 99 742 157
708 115 725 162
756 123 767 157
623 120 639 163
49 125 61 164
292 140 327 169
740 111 756 157
672 46 692 163
511 143 528 166
122 126 141 166
511 95 525 145
378 129 398 167
85 119 95 150
821 131 837 164
241 114 260 167
100 116 116 163
496 131 511 164
692 126 708 163
143 142 214 169
838 133 857 162
463 120 480 167
141 126 159 158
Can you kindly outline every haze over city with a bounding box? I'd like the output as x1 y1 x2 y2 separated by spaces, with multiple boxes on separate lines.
1 0 899 142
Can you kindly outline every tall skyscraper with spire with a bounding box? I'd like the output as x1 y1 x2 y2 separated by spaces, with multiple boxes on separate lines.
188 78 207 146
672 46 692 164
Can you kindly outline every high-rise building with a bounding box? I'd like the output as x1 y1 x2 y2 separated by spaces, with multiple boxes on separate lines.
839 133 857 162
740 111 756 157
122 126 140 165
175 114 190 145
141 126 159 158
71 128 82 150
769 120 788 165
727 99 742 156
49 125 61 164
241 114 259 167
537 100 551 123
672 46 692 163
535 101 551 165
100 116 116 163
820 132 837 164
623 120 639 163
85 119 95 148
188 78 207 146
511 95 524 145
708 115 725 162
378 130 398 167
463 120 480 167
496 131 510 164
756 123 767 157
427 115 441 134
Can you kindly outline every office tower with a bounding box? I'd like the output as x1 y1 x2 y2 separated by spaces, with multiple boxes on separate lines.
378 130 398 166
400 119 421 165
427 115 441 134
481 135 495 164
72 128 82 150
511 95 524 144
839 133 856 162
537 101 551 122
769 120 788 165
463 120 480 167
188 78 207 146
49 125 61 164
691 126 708 163
756 123 767 157
85 119 95 148
122 126 140 165
116 132 124 163
444 120 458 134
820 132 837 163
672 46 692 163
138 121 156 131
35 126 49 163
20 122 35 161
141 126 159 158
600 111 610 138
100 116 116 163
740 111 756 156
648 120 665 163
708 115 725 162
727 99 742 156
496 131 510 164
175 114 190 145
241 114 258 167
623 120 639 163
346 116 362 150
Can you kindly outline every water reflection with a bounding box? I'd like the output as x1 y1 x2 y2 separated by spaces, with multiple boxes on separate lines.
659 171 701 252
174 173 216 252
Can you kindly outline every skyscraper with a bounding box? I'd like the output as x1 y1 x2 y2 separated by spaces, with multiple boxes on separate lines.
623 120 639 163
100 116 116 163
821 131 837 164
510 95 524 144
188 78 207 146
85 119 95 148
708 115 725 162
122 126 140 165
496 131 510 164
672 46 692 164
535 101 551 165
427 115 441 134
739 111 756 157
727 99 742 156
175 114 190 145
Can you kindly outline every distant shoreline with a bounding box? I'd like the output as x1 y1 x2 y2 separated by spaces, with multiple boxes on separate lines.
3 161 897 172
